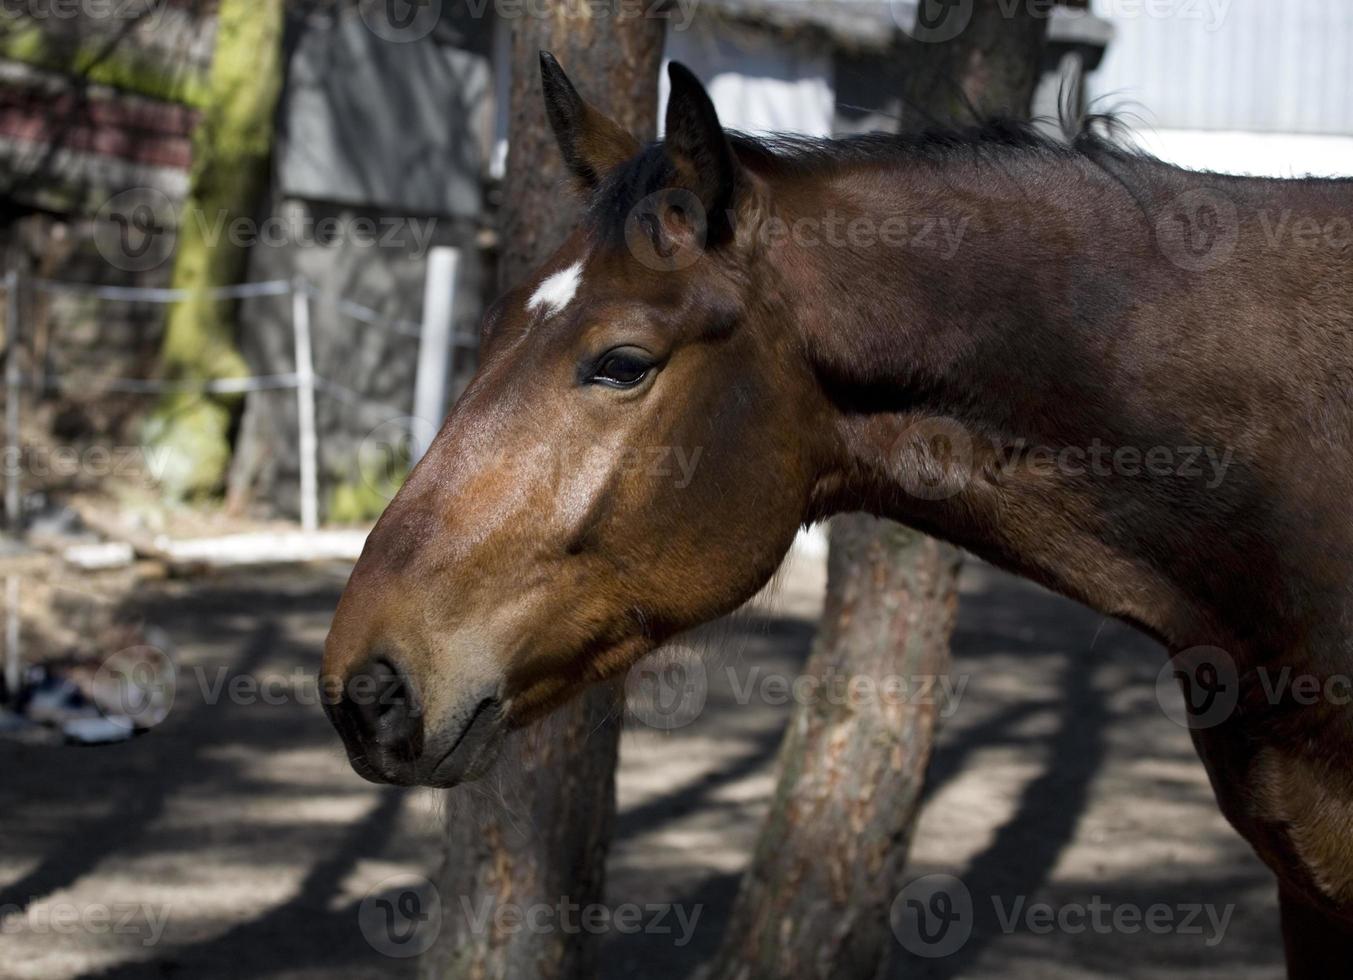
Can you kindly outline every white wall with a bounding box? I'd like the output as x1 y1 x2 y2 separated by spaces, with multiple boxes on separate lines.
490 17 834 178
1125 127 1353 178
1088 0 1353 177
1090 0 1353 136
661 19 834 138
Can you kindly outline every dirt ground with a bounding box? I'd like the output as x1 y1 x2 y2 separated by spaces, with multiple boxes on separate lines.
0 544 1282 979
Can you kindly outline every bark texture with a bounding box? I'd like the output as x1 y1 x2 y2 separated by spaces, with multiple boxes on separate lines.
707 6 1049 978
707 521 963 980
899 0 1050 126
419 8 663 979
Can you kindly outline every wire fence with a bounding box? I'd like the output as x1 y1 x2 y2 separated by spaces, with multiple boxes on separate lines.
0 254 472 703
0 250 471 533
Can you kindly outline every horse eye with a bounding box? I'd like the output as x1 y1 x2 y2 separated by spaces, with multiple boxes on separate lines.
589 349 652 389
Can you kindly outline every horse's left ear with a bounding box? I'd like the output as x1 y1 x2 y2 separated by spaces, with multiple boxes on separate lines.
664 62 742 241
540 51 640 191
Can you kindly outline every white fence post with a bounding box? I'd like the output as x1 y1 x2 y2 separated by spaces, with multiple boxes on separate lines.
3 575 18 704
291 278 319 532
412 247 460 463
4 270 20 531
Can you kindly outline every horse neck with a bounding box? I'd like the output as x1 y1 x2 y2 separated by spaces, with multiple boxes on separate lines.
766 154 1353 656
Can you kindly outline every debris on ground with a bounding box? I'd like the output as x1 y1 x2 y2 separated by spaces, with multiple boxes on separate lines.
0 482 369 743
156 529 367 566
62 540 137 571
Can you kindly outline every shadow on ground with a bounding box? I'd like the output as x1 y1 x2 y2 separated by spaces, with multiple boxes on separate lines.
0 559 1280 979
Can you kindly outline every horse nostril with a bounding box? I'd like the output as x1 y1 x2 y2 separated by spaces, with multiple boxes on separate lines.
342 656 423 760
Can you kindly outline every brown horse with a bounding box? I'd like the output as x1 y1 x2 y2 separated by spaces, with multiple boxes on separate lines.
323 55 1353 974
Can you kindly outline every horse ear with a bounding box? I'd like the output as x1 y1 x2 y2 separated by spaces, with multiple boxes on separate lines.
540 51 640 191
664 62 741 239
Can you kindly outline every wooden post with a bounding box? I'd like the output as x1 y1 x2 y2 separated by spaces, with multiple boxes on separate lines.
5 270 20 531
291 279 319 532
412 246 459 463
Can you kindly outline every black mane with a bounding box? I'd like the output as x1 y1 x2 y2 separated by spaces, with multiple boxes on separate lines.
585 114 1153 244
727 116 1113 171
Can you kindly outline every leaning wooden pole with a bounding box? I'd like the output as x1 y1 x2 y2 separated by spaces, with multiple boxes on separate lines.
418 8 663 979
705 4 1050 978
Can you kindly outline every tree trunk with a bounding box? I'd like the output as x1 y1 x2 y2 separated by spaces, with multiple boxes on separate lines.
706 521 963 980
706 6 1049 978
899 0 1050 126
419 9 663 980
143 0 285 501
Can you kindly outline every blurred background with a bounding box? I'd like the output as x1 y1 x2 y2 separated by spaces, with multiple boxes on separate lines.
0 1 1348 978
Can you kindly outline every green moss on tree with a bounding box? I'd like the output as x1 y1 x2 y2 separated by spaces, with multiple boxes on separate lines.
145 0 285 500
327 476 404 526
0 23 210 107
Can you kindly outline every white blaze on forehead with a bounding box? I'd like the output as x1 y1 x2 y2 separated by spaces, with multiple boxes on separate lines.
526 261 583 317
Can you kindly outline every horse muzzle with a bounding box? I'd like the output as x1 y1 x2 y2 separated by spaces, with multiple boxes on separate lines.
323 654 504 787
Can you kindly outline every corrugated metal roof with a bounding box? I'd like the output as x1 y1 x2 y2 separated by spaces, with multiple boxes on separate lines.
1089 0 1353 135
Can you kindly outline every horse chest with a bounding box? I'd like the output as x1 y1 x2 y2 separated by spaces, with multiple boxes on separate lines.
1193 710 1353 918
